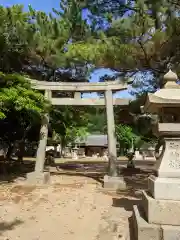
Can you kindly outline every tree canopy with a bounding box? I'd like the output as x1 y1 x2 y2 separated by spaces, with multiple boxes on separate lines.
0 73 50 159
0 2 91 81
67 0 180 93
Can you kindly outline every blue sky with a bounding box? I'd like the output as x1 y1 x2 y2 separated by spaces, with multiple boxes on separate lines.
1 0 60 11
1 0 132 99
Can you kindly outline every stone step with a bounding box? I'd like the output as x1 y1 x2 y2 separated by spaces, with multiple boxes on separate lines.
133 205 180 240
132 205 161 240
142 190 180 226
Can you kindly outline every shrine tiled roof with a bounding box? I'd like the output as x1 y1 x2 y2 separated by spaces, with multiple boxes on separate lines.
76 134 108 146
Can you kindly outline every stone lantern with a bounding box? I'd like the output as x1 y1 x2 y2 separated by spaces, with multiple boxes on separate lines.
133 70 180 240
72 145 79 160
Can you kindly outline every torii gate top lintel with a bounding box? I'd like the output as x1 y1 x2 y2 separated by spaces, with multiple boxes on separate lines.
29 79 128 92
29 78 130 106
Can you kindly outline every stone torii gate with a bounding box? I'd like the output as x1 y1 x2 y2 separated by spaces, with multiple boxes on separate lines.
27 79 129 189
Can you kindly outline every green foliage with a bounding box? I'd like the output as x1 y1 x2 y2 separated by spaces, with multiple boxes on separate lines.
116 124 140 149
116 121 156 150
0 5 36 73
67 0 180 92
0 73 49 146
86 107 107 134
49 106 90 146
85 0 130 17
0 3 91 82
0 73 49 119
66 126 89 145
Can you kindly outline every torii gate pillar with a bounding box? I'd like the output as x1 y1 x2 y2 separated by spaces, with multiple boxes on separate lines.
104 90 126 190
26 90 51 184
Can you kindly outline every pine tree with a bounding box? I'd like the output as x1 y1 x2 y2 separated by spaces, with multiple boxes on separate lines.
0 3 91 82
66 0 180 91
31 0 92 82
0 5 37 73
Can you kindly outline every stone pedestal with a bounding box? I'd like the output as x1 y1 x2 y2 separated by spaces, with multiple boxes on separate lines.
133 205 180 240
148 175 180 200
133 140 180 239
103 175 126 190
26 171 50 185
142 190 180 226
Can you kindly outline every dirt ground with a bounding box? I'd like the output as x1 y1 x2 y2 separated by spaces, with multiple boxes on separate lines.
0 176 136 240
0 161 154 240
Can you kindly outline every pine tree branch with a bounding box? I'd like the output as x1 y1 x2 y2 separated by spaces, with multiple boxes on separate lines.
137 39 149 67
168 0 180 7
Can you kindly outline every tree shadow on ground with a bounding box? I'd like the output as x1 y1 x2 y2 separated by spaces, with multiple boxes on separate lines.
101 167 154 198
112 197 140 211
51 171 105 184
0 219 23 236
55 161 108 171
51 162 108 184
112 167 155 240
0 159 108 184
112 197 141 240
120 167 155 193
0 160 35 184
58 160 109 165
52 162 154 190
0 158 155 191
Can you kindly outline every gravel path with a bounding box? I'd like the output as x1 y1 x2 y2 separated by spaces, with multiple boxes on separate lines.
0 175 136 240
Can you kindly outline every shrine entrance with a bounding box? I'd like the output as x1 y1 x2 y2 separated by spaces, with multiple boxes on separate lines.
27 79 129 188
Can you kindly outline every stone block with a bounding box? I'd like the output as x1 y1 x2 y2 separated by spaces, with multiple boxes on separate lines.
142 190 180 226
26 171 50 185
149 175 180 200
132 205 180 240
162 225 180 240
132 205 161 240
103 175 126 190
154 138 180 179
